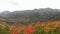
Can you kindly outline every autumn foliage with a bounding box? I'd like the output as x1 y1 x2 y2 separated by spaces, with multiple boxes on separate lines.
24 24 35 34
0 21 60 34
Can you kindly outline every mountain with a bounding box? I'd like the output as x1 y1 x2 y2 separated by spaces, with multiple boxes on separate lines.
0 11 10 17
0 8 60 25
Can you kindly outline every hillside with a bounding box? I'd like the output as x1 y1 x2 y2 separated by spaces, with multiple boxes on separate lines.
0 8 60 25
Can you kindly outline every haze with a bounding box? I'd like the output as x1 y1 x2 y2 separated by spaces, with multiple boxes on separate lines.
0 0 60 12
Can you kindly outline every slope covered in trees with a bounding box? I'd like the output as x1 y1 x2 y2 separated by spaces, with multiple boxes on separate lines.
0 8 60 25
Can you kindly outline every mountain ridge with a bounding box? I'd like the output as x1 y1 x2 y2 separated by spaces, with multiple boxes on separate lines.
0 8 60 25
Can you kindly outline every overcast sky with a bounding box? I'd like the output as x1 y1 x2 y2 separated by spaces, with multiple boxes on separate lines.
0 0 60 12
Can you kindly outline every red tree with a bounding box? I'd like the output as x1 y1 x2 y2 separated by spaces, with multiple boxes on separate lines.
24 25 35 34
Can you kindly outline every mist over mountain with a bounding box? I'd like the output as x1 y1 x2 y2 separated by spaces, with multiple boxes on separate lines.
0 8 60 18
0 8 60 25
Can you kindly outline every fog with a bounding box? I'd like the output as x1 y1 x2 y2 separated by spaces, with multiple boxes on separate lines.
0 0 59 12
